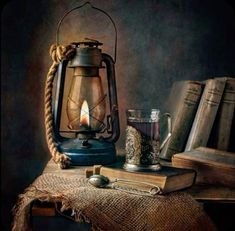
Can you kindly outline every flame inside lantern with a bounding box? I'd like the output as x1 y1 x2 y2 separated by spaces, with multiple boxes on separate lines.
80 100 90 128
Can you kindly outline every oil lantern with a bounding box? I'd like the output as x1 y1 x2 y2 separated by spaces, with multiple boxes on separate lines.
47 2 120 166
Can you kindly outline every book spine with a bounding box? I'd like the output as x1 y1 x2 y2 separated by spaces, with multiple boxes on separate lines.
208 78 235 150
185 79 226 151
160 81 203 160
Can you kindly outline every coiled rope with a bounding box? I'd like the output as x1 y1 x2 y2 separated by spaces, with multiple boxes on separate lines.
44 44 75 169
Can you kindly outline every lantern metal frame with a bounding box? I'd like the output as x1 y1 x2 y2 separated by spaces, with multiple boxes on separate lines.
51 2 120 165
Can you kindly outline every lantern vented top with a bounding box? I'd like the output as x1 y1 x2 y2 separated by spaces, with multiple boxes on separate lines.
68 38 103 67
71 38 103 48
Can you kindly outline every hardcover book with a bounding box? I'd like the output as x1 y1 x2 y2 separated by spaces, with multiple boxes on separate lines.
172 147 235 187
160 80 204 160
94 165 196 194
185 78 226 151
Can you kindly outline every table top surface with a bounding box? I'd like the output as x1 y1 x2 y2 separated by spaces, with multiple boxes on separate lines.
43 156 235 203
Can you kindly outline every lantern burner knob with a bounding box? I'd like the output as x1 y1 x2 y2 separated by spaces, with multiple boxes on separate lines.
81 139 91 149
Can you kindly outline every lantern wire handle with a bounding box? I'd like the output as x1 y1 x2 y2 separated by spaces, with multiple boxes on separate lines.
56 1 117 63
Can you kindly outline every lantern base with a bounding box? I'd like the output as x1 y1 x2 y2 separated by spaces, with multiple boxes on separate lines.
58 138 116 166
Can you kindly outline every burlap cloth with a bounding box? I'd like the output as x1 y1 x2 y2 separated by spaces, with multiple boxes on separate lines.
12 173 217 231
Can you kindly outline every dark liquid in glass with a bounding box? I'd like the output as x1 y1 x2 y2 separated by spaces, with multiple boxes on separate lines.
127 121 160 141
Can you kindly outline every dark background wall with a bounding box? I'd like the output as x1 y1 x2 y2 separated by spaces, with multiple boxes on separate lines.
1 0 235 230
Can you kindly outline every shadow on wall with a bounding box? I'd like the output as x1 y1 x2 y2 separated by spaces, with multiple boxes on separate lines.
1 0 235 230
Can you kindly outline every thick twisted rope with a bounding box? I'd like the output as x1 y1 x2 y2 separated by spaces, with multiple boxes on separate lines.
44 44 75 169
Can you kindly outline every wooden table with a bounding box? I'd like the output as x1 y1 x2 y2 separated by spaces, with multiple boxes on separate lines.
41 158 235 202
31 158 235 231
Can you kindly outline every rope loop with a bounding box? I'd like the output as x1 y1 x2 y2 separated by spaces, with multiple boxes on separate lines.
45 44 76 169
49 44 76 63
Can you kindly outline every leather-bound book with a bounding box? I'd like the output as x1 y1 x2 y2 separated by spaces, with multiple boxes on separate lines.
208 77 235 151
185 78 226 151
94 165 196 194
172 147 235 187
160 80 203 160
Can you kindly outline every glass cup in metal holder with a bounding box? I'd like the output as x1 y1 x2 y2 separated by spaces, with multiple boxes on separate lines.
124 109 171 172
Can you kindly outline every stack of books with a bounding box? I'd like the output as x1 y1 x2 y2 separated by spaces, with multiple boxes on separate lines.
160 77 235 160
159 77 235 187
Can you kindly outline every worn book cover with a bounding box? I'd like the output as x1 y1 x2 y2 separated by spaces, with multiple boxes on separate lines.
172 147 235 187
160 80 204 160
185 78 226 151
208 77 235 151
96 164 196 194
